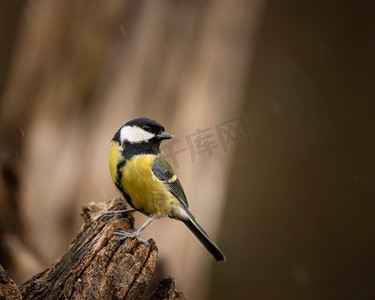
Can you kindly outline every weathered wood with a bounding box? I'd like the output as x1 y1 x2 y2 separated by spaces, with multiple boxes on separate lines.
0 264 22 300
18 197 184 299
147 276 186 300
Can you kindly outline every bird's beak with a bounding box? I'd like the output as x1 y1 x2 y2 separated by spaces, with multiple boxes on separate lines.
157 131 174 140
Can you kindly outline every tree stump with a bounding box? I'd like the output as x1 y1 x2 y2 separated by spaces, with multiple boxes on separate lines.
10 197 186 300
0 264 22 300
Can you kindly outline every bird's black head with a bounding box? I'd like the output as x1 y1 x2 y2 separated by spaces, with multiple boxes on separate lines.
112 118 173 158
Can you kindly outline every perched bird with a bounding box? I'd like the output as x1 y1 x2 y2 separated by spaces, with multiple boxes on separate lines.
103 117 226 262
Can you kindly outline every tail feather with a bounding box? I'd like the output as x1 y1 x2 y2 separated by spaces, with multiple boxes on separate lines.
182 210 226 262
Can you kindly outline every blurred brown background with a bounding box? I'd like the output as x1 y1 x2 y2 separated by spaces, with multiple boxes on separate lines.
0 0 374 299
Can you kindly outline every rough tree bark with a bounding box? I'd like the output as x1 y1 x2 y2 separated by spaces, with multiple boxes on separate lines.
0 264 22 300
0 197 186 299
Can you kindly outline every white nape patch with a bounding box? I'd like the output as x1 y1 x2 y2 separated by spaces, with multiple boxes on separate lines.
120 125 155 143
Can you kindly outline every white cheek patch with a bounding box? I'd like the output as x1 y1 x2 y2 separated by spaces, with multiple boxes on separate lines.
120 126 155 143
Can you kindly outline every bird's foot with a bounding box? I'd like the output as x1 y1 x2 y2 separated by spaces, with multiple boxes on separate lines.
98 209 135 219
113 229 150 247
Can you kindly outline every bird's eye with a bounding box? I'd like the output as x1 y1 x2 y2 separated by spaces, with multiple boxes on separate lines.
143 126 151 132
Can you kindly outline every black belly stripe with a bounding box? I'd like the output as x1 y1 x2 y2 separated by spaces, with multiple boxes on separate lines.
115 160 125 186
115 160 136 210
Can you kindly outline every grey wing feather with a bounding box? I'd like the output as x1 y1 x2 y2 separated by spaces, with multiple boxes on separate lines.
152 155 189 207
169 177 188 207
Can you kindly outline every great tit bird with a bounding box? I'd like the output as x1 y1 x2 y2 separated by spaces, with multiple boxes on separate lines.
103 117 226 262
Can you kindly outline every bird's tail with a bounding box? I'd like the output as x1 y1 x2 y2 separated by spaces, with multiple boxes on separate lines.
182 209 226 262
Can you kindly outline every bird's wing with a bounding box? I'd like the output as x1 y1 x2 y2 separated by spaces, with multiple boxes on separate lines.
152 152 189 208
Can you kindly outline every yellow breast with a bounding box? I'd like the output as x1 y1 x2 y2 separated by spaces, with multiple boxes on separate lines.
109 142 179 217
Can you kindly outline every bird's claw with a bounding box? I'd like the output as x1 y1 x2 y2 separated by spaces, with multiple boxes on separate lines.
113 230 150 247
98 209 134 220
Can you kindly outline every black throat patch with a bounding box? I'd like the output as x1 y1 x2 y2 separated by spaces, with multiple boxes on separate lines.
122 139 161 160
